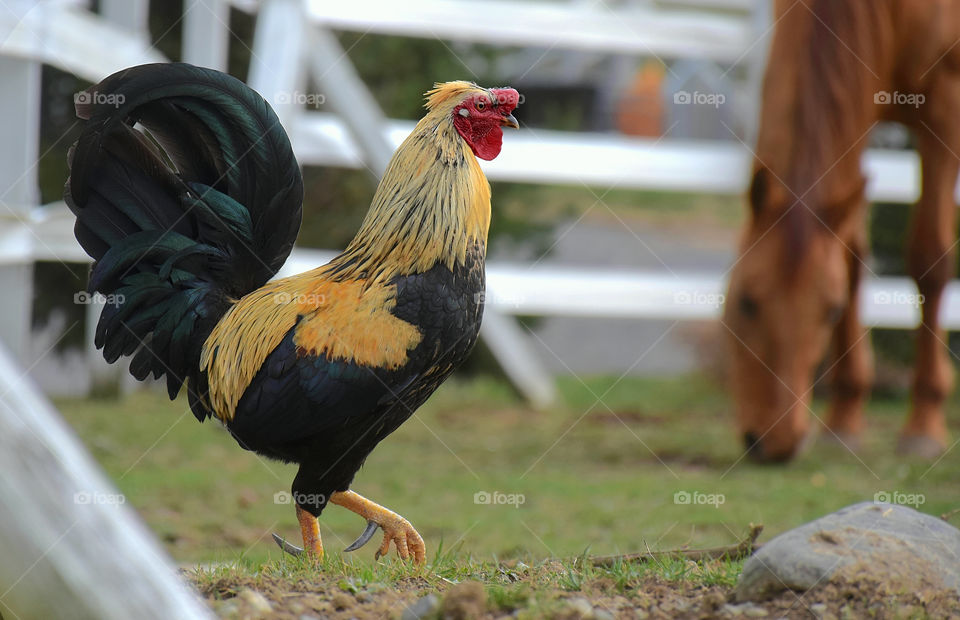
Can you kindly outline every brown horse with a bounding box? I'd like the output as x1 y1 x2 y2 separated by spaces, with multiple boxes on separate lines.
724 0 960 462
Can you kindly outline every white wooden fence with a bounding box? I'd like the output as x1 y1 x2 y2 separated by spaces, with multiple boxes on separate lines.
1 0 954 406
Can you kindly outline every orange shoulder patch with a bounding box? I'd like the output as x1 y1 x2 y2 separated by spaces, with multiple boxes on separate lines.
292 279 422 368
199 271 422 422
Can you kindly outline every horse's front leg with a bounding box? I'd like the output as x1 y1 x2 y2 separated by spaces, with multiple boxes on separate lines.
824 227 873 450
902 119 960 458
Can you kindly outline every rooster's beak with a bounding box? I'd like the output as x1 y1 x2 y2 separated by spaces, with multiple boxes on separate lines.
501 113 519 129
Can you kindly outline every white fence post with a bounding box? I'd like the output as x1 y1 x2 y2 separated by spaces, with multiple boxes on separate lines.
307 26 392 178
0 343 212 619
247 0 307 130
99 0 150 38
0 53 39 366
182 0 230 70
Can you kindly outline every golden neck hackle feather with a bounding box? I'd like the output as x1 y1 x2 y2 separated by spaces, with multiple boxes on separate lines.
324 81 493 285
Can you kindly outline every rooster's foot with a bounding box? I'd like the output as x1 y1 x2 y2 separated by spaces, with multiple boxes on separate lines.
332 490 426 563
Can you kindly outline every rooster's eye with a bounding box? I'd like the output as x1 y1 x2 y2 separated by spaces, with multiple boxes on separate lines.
475 100 485 111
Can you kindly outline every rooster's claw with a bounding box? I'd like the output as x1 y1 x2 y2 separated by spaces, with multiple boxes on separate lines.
272 532 304 557
344 520 379 553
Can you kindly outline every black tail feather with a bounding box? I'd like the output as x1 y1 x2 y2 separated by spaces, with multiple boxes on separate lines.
65 63 303 416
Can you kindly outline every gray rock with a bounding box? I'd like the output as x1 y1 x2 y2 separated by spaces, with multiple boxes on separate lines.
402 593 439 620
237 588 273 616
736 502 960 601
565 597 595 618
593 609 616 620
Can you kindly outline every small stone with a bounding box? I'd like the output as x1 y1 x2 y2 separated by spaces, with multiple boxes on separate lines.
722 603 745 616
594 609 615 620
216 600 240 618
743 604 768 617
809 602 827 617
356 590 373 603
237 588 273 616
566 597 595 618
402 593 440 620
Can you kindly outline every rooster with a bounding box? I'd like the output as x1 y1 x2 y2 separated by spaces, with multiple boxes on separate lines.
64 63 519 563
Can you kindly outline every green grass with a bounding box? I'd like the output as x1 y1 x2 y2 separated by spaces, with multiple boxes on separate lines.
191 547 741 597
188 541 745 618
54 372 960 574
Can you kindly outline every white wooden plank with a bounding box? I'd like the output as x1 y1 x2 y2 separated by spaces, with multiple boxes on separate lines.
480 305 557 408
304 0 752 62
657 0 755 10
182 0 230 70
247 0 307 130
307 27 392 178
0 54 39 365
0 344 211 619
292 112 937 202
279 249 960 330
20 213 954 331
99 0 149 36
0 4 165 83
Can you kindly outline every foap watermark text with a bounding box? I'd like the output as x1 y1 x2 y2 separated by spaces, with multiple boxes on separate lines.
874 491 925 507
474 490 525 508
674 490 725 507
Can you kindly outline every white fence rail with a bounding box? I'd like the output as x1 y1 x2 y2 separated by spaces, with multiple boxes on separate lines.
304 0 752 62
281 249 955 330
293 115 940 203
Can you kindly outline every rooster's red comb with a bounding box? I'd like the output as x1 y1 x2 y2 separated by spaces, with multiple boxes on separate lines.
490 88 520 113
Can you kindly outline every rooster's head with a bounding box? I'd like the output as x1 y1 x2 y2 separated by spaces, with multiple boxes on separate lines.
425 81 520 161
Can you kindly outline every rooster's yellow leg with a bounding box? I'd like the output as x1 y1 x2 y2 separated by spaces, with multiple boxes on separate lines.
272 504 324 559
330 490 425 563
297 504 324 559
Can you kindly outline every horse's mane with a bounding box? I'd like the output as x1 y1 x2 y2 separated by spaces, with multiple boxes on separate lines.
769 0 885 271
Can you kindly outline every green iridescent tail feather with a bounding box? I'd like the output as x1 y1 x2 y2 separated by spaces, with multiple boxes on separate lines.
64 62 303 408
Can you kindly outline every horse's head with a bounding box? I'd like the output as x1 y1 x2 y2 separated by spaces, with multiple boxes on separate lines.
724 165 866 462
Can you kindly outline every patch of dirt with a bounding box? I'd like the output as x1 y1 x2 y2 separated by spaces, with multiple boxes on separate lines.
192 570 960 619
194 573 424 619
440 581 488 619
753 579 960 620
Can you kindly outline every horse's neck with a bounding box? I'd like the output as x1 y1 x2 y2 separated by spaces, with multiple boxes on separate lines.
758 0 886 207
